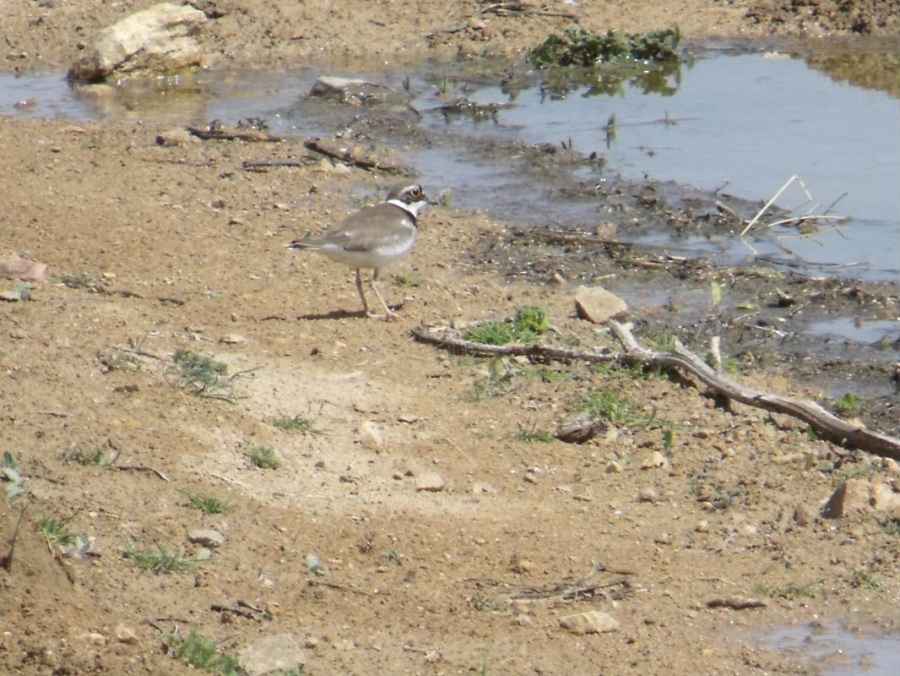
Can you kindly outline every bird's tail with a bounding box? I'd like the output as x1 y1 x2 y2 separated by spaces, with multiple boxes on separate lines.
286 235 316 250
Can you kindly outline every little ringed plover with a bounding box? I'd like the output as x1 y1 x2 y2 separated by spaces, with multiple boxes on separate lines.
287 183 428 321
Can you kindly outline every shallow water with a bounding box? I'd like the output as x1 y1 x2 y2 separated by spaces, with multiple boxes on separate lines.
1 47 898 298
765 620 900 676
2 50 897 283
410 49 900 281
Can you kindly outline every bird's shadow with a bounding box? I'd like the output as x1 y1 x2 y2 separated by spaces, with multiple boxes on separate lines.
291 302 406 322
294 308 367 321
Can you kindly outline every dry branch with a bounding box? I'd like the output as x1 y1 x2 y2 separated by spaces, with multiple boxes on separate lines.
109 464 171 481
187 123 283 143
707 597 768 610
303 138 410 174
411 322 900 460
242 157 317 172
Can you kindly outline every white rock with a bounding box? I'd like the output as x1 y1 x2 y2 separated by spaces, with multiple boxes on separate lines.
359 420 384 450
187 529 226 548
559 610 619 635
156 128 198 146
637 486 659 503
640 451 669 470
574 286 628 324
219 333 247 345
308 76 407 106
415 472 446 492
822 478 900 518
68 3 206 81
115 624 139 644
238 634 306 676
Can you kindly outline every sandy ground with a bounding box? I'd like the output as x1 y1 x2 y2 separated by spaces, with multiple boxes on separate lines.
2 2 900 675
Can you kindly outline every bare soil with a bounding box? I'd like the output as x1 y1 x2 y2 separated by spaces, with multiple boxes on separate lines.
2 2 899 675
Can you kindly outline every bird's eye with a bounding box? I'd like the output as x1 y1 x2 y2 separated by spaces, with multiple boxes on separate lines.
409 186 422 198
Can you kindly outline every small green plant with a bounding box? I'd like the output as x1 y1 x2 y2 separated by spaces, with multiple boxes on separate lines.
269 414 321 435
480 646 492 676
463 306 549 346
835 463 875 484
392 271 423 287
465 356 522 401
124 542 199 574
97 335 152 373
386 548 405 565
38 514 79 547
468 593 502 611
529 25 680 67
645 333 678 352
881 518 900 536
96 348 142 373
245 444 281 470
59 272 104 293
168 631 240 675
753 581 816 599
166 349 231 398
3 282 34 301
577 389 632 424
66 444 112 466
662 427 676 453
834 392 861 416
188 493 231 515
1 452 24 500
516 424 553 443
849 570 883 591
303 553 326 576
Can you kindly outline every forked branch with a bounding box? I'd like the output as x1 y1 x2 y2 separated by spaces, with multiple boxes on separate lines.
411 321 900 460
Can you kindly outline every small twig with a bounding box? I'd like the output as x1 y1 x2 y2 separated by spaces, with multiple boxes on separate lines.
209 472 253 488
821 191 849 216
145 616 193 633
714 200 741 220
187 125 284 143
411 324 618 363
308 579 376 596
304 138 410 174
707 598 768 610
242 157 317 172
113 345 165 361
710 336 722 375
112 289 186 305
741 175 799 236
108 465 170 481
1 506 26 572
766 214 850 229
479 1 577 19
210 602 271 620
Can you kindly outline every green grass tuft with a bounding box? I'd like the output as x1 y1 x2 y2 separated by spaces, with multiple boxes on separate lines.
187 493 231 515
516 425 554 443
464 306 549 346
38 514 79 547
124 542 200 574
168 631 240 675
166 349 232 398
269 414 321 435
245 444 282 470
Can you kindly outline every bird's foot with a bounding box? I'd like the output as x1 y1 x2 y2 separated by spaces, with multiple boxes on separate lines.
367 309 402 322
